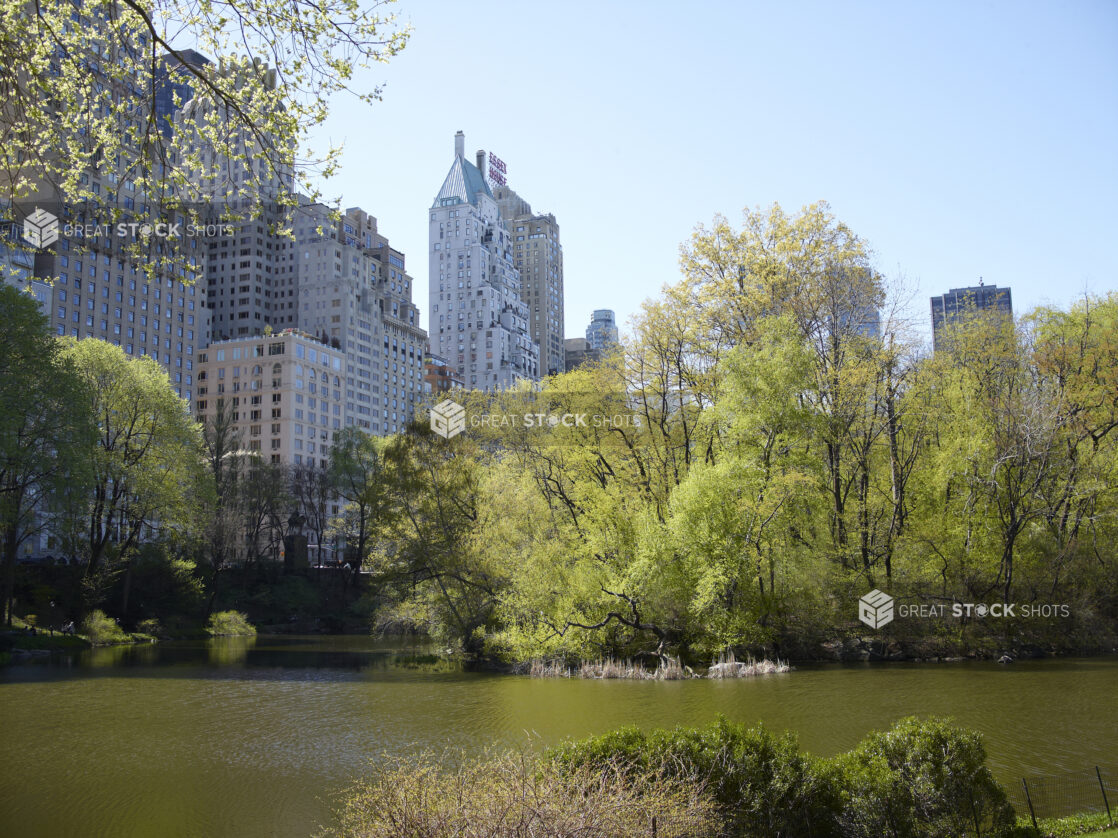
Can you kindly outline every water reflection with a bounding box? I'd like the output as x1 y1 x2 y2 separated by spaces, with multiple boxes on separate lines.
84 640 160 668
1 638 1115 838
207 635 257 666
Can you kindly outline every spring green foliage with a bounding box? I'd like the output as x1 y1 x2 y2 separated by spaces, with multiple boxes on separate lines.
0 0 408 212
81 609 128 644
550 716 1016 838
327 427 397 581
551 717 836 837
205 609 255 636
0 284 94 625
2 296 214 629
831 717 1015 837
58 339 205 592
354 204 1117 662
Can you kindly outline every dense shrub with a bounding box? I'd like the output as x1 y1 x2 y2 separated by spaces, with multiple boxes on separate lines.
135 618 162 637
119 544 205 621
550 716 1018 838
549 717 839 837
319 751 719 838
206 610 256 636
81 609 128 645
832 716 1017 838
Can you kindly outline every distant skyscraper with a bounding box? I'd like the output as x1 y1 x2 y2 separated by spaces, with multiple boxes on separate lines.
930 281 1013 351
428 131 538 389
585 309 619 350
174 62 297 342
563 337 599 371
153 49 211 137
494 185 565 375
9 32 213 403
294 202 427 434
853 306 881 339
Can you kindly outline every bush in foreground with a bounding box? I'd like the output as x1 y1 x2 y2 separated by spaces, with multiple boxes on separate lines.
550 716 1016 837
831 716 1016 837
318 751 719 838
81 609 128 645
206 610 256 637
325 717 1036 838
550 717 835 836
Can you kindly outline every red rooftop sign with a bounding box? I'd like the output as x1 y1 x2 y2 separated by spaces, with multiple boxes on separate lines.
487 152 507 186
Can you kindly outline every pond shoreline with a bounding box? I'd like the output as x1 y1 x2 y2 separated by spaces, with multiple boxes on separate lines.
5 627 1117 671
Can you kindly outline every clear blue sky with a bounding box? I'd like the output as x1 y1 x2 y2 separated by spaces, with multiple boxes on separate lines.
309 0 1118 344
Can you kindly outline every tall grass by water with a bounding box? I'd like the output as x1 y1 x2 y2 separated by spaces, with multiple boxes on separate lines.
528 653 789 680
706 651 790 678
530 656 693 680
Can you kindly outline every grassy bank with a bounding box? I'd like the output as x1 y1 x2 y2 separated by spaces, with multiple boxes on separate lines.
0 613 156 660
1015 812 1118 837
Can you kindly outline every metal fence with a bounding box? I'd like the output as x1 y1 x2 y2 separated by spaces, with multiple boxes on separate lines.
1006 765 1116 827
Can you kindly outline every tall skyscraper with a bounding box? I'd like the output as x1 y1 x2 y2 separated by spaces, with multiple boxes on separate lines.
930 281 1013 351
429 131 538 389
165 56 427 435
172 61 298 342
295 202 427 434
153 49 211 137
494 185 565 375
35 221 211 401
3 35 215 403
585 309 619 350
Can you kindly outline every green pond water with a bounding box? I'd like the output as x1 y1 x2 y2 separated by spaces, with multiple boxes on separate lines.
1 635 1116 837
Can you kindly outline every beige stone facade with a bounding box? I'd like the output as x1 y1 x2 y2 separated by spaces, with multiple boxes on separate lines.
196 330 346 468
494 186 565 375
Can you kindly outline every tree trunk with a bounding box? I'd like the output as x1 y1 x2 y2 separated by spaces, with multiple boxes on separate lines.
885 390 904 581
2 523 18 626
120 563 132 620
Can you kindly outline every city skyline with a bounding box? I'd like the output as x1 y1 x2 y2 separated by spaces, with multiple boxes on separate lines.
306 0 1118 344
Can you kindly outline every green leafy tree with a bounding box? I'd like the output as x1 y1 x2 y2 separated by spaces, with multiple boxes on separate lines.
328 427 396 586
663 315 820 654
0 0 409 213
374 424 512 654
199 401 243 613
0 285 95 624
59 338 205 611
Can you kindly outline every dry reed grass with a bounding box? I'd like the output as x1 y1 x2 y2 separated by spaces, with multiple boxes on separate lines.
530 656 694 680
318 751 720 838
705 651 790 678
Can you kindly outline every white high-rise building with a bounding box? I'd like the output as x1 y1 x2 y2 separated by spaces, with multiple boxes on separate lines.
429 131 539 389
